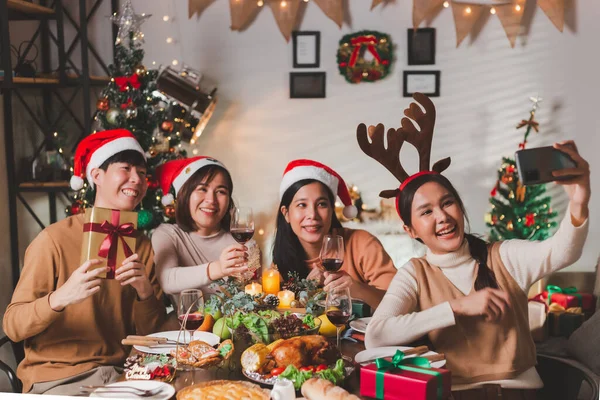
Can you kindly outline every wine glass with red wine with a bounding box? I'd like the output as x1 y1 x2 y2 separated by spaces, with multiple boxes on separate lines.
325 287 352 350
178 289 204 344
319 234 344 273
231 207 255 280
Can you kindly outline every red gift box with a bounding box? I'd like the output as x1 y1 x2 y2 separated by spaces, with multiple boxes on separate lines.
541 286 596 313
360 353 451 400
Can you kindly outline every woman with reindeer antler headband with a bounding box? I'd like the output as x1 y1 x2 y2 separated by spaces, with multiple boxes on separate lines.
362 93 591 397
272 159 398 309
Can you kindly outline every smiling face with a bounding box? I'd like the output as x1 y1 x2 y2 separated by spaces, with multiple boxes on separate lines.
403 181 465 254
92 162 147 211
187 170 231 236
281 182 334 252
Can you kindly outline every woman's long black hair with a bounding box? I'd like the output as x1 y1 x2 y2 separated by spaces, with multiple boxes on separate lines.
272 179 343 281
398 174 499 291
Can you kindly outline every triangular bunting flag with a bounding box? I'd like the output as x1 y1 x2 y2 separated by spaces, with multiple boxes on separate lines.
371 0 384 10
537 0 565 32
413 0 445 29
451 2 485 47
313 0 344 28
268 0 302 42
495 0 526 48
229 0 262 31
188 0 215 19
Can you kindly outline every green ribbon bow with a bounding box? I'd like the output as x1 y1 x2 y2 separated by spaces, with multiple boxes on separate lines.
546 285 582 306
374 350 443 400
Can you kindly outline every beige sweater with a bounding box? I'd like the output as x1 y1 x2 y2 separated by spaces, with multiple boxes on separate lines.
3 214 166 392
366 209 588 389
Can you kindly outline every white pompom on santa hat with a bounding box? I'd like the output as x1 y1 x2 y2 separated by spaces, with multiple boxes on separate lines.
156 156 227 205
70 129 145 190
279 159 358 219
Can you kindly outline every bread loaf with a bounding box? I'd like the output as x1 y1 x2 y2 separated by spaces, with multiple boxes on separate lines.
300 378 360 400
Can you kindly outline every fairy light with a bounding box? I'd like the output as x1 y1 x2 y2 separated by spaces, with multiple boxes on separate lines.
53 132 58 137
258 229 265 235
156 196 161 201
163 15 170 22
152 61 156 65
303 0 309 2
490 7 496 14
172 59 179 66
192 149 198 155
466 7 472 14
280 1 287 7
190 139 196 144
69 167 73 172
166 37 173 44
58 148 63 153
257 0 264 5
515 4 521 11
443 1 449 7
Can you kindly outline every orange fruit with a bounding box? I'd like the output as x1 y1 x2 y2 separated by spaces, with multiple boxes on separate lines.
197 314 215 332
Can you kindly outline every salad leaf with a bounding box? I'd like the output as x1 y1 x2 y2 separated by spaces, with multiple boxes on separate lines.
279 359 346 390
280 365 314 390
315 359 345 385
302 314 316 328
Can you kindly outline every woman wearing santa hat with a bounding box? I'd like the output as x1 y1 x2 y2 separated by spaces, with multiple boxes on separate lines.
272 159 398 309
152 156 258 302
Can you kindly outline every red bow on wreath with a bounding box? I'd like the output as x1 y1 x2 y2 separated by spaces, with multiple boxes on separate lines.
349 35 382 67
115 74 141 92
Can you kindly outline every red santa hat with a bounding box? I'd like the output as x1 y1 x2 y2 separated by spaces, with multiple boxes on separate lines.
156 156 227 205
70 129 145 190
279 159 358 219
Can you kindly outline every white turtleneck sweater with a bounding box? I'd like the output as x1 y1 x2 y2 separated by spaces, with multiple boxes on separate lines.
365 209 589 390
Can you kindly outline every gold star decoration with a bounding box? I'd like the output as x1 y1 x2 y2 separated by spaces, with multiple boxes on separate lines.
111 0 151 45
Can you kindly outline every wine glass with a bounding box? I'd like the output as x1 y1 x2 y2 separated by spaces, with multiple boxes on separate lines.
325 287 352 351
319 234 344 274
178 289 204 344
230 207 255 280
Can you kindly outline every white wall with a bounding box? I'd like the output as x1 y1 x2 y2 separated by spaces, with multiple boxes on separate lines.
132 0 598 269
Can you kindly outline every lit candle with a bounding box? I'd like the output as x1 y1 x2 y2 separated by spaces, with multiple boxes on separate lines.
245 282 263 296
262 268 280 295
277 290 295 308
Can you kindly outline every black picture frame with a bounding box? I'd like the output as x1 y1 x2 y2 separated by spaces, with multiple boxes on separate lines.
403 71 440 97
407 28 436 65
290 72 326 99
292 31 320 68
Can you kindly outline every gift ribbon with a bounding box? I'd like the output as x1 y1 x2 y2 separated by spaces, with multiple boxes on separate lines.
375 350 443 400
546 285 582 307
83 210 136 278
114 74 141 92
349 35 382 67
548 303 582 315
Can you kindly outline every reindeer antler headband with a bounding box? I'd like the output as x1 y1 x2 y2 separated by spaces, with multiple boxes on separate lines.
356 93 451 209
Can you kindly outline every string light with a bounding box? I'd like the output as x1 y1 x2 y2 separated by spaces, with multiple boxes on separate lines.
257 0 264 6
190 139 196 144
152 61 156 65
443 1 449 7
53 132 58 137
303 0 309 2
466 7 472 14
172 59 179 66
166 37 173 44
515 4 521 11
192 149 198 155
163 15 169 22
280 1 287 7
490 7 496 14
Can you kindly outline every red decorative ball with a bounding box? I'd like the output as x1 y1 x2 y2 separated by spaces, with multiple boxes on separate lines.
161 120 174 133
506 165 516 174
96 98 109 111
382 60 390 65
70 200 84 215
164 204 176 219
339 62 347 67
525 213 535 227
147 176 159 190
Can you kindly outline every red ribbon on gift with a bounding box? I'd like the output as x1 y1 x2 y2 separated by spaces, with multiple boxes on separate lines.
349 35 382 67
83 210 136 278
114 74 141 92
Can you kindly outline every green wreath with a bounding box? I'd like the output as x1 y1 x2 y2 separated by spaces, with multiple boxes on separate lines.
337 30 393 84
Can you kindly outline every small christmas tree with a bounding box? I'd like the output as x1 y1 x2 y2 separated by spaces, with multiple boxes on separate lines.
486 96 558 241
66 0 188 231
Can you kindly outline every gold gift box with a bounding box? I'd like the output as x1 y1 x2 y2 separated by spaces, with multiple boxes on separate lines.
80 207 138 279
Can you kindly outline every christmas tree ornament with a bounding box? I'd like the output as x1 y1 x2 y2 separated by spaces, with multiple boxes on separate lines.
147 175 159 190
164 204 176 219
161 120 174 133
96 97 110 111
507 221 514 231
106 108 122 125
137 209 154 230
516 183 526 202
125 107 138 119
337 30 393 84
508 191 515 199
111 0 151 45
148 147 157 157
501 174 514 184
525 213 535 227
134 64 147 76
70 200 84 215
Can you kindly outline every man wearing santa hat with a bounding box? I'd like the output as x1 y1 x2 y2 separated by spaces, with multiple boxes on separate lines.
3 129 166 395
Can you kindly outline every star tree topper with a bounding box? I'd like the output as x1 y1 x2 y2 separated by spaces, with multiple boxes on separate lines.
111 0 151 45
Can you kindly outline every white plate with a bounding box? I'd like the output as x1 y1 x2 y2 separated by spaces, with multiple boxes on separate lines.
90 381 175 399
349 317 372 333
355 346 446 369
133 331 220 355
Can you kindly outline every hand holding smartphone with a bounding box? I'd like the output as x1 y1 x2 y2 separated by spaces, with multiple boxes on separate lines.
515 145 577 186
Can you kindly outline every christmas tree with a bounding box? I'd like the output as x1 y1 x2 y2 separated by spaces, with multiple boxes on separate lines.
486 97 558 241
66 1 193 230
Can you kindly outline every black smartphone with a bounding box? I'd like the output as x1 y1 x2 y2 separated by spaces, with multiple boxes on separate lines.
515 145 577 186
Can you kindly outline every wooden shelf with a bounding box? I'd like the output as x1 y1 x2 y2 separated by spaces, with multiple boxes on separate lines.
0 76 59 85
19 181 72 193
7 0 54 16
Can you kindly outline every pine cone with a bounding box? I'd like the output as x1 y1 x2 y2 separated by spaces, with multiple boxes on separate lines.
264 294 280 307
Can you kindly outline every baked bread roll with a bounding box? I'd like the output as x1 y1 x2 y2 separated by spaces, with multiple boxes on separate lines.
300 378 360 400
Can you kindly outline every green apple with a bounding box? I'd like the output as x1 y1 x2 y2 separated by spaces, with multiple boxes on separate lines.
212 318 231 340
